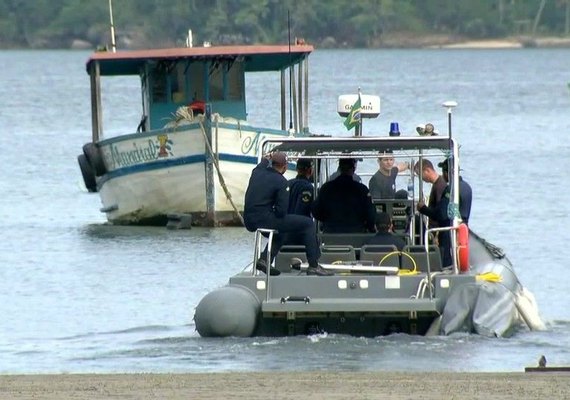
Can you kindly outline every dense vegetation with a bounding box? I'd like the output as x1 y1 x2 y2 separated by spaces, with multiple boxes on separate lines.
1 0 569 49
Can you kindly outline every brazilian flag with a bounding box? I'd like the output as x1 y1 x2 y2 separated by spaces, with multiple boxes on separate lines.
343 95 362 130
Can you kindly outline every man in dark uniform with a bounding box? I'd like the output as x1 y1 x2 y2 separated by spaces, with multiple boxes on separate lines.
414 159 448 245
417 157 472 268
329 159 362 182
364 212 406 250
243 152 332 276
288 158 314 217
414 159 447 230
312 158 377 233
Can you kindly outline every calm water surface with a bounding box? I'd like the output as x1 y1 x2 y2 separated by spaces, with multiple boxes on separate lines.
1 48 569 373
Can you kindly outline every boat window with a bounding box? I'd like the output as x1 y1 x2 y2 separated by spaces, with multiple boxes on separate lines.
151 67 167 103
209 62 224 101
189 62 205 102
208 60 244 102
226 60 244 101
170 64 186 103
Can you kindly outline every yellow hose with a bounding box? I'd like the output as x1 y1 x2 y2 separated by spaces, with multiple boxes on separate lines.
475 272 503 283
378 251 419 276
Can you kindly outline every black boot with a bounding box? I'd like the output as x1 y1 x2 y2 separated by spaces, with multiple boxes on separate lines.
306 263 333 276
256 258 280 276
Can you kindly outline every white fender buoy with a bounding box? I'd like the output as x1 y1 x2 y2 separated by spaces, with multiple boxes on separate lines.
514 287 546 331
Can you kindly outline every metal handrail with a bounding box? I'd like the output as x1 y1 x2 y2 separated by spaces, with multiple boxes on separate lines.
424 225 462 300
253 228 277 301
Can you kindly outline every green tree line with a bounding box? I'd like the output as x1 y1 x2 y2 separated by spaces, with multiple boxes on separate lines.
1 0 569 49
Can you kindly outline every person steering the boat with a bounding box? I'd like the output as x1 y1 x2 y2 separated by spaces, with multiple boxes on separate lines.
369 150 410 199
364 212 406 250
417 157 472 268
243 152 332 276
329 159 362 182
312 158 377 233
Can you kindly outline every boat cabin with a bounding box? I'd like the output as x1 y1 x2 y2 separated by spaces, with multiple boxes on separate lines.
85 45 313 141
260 133 463 272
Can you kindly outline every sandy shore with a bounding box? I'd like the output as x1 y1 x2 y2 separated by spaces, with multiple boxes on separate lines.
0 372 568 399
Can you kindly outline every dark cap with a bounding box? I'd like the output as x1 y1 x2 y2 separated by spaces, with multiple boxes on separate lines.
271 152 288 166
296 158 312 170
438 157 453 171
395 189 408 199
338 158 357 168
375 212 392 230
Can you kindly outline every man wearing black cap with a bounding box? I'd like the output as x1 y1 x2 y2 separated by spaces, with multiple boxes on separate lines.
417 157 472 268
364 212 406 250
313 158 377 233
329 159 362 183
287 158 314 217
243 152 332 276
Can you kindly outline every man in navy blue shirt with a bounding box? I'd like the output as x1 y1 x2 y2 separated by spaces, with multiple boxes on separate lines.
364 212 406 250
417 157 472 268
288 158 314 217
244 152 332 276
313 158 377 233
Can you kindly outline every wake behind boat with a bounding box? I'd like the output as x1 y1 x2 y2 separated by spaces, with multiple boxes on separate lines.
78 40 312 226
194 98 544 338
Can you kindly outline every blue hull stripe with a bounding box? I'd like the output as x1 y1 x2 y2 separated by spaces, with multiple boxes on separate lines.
98 153 258 187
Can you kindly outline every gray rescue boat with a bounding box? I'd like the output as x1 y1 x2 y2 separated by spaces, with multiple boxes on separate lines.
195 99 544 338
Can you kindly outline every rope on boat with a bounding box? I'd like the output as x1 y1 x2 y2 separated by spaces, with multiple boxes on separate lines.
469 229 506 259
414 273 438 299
170 107 245 226
198 116 245 226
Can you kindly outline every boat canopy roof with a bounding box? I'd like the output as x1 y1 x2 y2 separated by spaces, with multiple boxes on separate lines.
265 135 454 159
86 44 314 76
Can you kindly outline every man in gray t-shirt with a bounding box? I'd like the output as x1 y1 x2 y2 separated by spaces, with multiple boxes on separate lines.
368 151 409 199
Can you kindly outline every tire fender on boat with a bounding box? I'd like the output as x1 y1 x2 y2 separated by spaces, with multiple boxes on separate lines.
457 223 470 272
194 285 260 337
77 154 97 192
82 142 107 177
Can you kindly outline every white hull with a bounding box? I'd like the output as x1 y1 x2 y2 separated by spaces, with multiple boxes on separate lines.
96 118 294 226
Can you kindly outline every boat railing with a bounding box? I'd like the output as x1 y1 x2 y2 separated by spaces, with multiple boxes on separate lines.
423 225 464 299
253 228 278 301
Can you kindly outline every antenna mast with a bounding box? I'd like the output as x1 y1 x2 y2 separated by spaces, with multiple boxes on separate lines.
287 10 293 133
108 0 117 52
